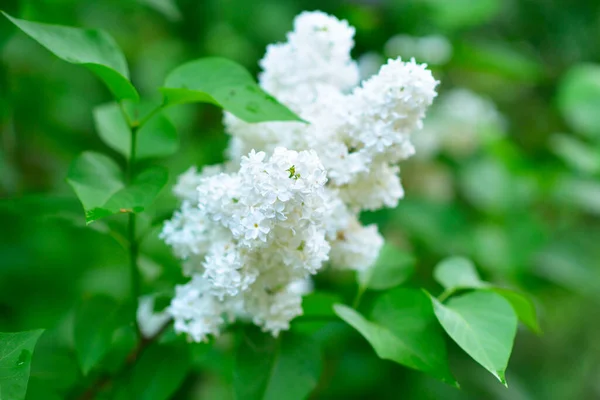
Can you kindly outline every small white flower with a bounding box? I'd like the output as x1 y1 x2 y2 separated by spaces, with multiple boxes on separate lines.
259 11 359 106
245 284 304 336
159 201 211 259
241 210 270 242
168 276 228 342
330 220 384 271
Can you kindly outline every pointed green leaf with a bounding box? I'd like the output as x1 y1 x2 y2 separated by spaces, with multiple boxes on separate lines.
492 288 541 334
358 244 415 291
433 258 540 333
433 256 488 292
67 152 124 212
66 152 168 223
93 103 179 159
429 291 517 385
74 296 133 375
0 330 44 400
161 57 302 123
234 330 322 400
136 112 179 159
557 64 600 139
334 289 457 386
130 343 191 400
2 12 138 101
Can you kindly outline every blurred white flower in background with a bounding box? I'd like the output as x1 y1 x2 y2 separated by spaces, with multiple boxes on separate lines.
357 51 385 80
385 34 453 66
413 88 506 159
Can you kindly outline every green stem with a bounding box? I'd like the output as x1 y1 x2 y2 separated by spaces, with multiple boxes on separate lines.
137 102 165 128
128 117 141 336
77 318 172 400
437 289 455 303
118 102 133 128
352 285 366 309
128 122 138 182
120 98 161 338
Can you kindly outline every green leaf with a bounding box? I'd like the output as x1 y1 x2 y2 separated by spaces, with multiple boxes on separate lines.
432 258 540 334
558 64 600 139
161 57 302 123
74 296 133 375
492 288 541 334
93 103 130 158
93 103 179 159
2 12 138 101
429 291 517 385
0 330 44 400
433 256 488 292
136 111 179 159
334 289 457 386
234 330 322 400
66 152 123 220
358 244 415 291
66 152 168 223
130 343 191 400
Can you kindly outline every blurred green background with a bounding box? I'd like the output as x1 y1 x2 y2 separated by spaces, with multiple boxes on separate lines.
2 0 600 399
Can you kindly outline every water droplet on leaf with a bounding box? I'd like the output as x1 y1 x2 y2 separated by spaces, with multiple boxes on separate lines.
17 350 30 366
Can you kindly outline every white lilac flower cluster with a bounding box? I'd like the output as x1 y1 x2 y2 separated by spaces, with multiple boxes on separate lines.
161 148 329 339
160 11 438 342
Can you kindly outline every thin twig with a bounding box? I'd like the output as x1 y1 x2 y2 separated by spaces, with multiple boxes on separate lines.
137 101 166 128
78 90 168 400
77 319 173 400
127 112 141 337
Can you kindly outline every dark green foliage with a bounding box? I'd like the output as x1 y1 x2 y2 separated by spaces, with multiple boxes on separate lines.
234 329 322 400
